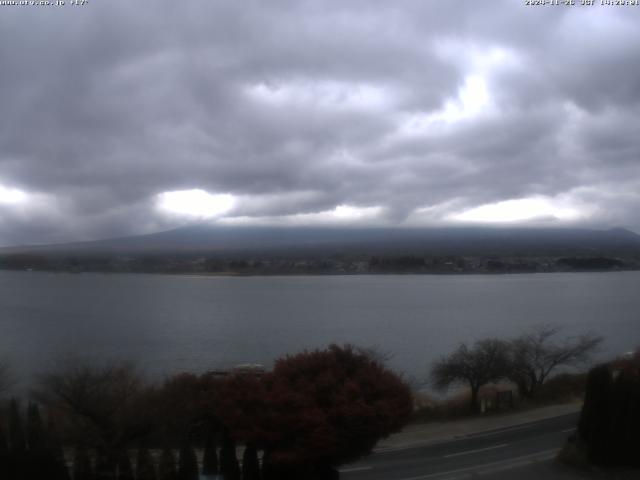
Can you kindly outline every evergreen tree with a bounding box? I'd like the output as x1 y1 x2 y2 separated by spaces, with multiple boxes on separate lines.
578 364 612 464
51 447 71 480
0 425 10 480
9 398 26 455
242 444 260 480
116 451 134 480
157 448 178 480
136 447 157 480
201 433 218 476
627 369 640 467
47 415 70 480
177 444 198 480
73 446 94 480
609 369 640 466
260 454 275 480
26 403 48 480
219 429 240 480
26 403 47 452
9 398 26 480
95 452 117 480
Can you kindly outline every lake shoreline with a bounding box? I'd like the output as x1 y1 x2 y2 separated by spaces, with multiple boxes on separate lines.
2 266 639 278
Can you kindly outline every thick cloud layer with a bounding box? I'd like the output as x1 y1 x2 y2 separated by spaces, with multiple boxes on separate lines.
1 0 639 245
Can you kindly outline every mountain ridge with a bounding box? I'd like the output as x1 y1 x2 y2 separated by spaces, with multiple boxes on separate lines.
1 224 639 258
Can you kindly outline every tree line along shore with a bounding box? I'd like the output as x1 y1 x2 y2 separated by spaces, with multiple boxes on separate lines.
0 253 638 275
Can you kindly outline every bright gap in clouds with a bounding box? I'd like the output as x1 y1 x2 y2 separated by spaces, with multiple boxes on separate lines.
450 197 583 223
246 80 391 111
400 74 492 136
219 204 385 226
437 74 490 122
0 184 28 204
157 189 235 218
331 205 381 220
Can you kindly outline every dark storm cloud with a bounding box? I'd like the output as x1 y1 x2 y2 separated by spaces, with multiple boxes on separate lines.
1 0 639 245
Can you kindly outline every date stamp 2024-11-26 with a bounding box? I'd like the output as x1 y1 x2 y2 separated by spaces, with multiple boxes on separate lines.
0 0 88 7
525 0 638 5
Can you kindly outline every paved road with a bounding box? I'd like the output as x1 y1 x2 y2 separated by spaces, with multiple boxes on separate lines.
340 413 581 480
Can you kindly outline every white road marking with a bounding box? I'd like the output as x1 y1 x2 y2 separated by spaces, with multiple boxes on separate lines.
375 423 567 454
375 443 436 454
376 414 577 453
479 450 557 475
339 466 373 473
443 443 509 458
465 424 531 438
397 448 559 480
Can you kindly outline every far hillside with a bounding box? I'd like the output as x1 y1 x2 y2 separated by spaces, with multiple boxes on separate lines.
1 225 639 258
1 225 639 275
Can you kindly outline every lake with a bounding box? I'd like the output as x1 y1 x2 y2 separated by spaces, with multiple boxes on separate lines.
0 270 638 388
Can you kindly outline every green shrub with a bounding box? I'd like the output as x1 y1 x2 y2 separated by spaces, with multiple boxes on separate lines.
578 358 640 467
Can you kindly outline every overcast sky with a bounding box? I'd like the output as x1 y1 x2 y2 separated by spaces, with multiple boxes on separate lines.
1 0 639 245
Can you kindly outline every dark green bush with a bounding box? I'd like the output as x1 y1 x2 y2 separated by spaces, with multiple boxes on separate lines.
177 444 198 480
578 359 640 467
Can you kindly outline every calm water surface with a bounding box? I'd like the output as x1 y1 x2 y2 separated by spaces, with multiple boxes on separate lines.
0 270 638 385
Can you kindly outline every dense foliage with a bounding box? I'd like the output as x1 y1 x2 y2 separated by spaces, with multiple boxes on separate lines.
219 344 413 471
578 352 640 466
0 344 411 479
0 402 69 480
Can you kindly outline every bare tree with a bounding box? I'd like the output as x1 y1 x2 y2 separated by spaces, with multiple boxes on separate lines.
430 339 511 412
33 358 153 463
508 324 603 399
356 345 395 366
357 345 425 391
